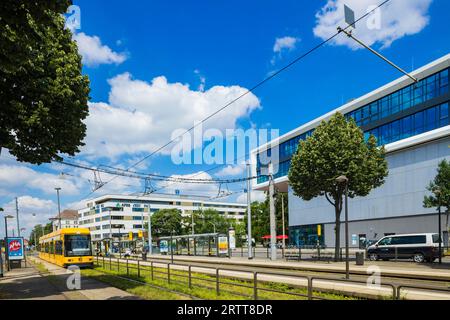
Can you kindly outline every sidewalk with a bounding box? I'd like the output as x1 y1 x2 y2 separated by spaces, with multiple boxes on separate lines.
0 263 68 300
0 257 140 300
140 254 450 281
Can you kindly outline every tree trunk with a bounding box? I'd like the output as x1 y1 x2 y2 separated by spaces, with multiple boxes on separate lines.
334 199 342 261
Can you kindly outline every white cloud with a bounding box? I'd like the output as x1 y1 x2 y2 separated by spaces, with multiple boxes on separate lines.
155 171 219 198
73 32 127 67
0 165 81 196
81 73 261 160
273 36 300 53
1 196 56 237
236 190 266 204
271 36 300 65
215 164 245 177
313 0 432 50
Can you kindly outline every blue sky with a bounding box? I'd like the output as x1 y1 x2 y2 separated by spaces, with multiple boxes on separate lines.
1 0 450 238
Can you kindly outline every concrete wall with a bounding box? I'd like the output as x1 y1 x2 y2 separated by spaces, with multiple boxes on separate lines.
288 136 450 245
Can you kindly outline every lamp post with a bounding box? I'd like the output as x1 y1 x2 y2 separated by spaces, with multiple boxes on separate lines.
118 226 123 259
207 221 216 234
170 230 175 264
0 208 3 277
55 187 62 230
434 187 442 264
147 207 152 255
4 215 14 271
336 175 350 280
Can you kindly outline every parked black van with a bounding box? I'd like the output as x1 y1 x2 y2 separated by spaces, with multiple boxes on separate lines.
367 233 443 263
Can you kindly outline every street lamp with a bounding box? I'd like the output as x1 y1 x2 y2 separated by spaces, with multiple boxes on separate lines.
3 214 14 271
55 187 62 230
207 221 216 234
336 175 350 280
0 208 3 277
434 187 442 264
170 229 175 264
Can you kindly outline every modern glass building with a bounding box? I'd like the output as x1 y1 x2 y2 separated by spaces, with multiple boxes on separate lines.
251 54 450 248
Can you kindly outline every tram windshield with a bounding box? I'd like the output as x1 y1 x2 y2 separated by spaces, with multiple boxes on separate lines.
65 234 92 257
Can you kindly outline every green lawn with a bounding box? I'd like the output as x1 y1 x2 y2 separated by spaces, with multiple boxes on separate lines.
88 259 361 300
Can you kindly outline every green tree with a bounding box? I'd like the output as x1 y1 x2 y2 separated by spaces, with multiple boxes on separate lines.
187 209 231 234
423 159 450 239
29 222 53 246
145 209 183 238
288 112 388 260
0 0 90 164
243 193 289 245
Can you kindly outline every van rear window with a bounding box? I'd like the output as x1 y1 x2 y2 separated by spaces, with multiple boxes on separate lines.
432 234 440 243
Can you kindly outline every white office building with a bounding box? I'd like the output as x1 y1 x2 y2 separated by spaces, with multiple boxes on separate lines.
77 194 246 250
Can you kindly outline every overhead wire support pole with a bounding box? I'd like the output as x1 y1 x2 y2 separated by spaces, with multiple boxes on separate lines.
337 26 418 83
268 163 277 261
246 162 253 260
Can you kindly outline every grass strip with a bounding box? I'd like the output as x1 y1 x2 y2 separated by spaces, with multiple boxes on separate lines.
92 260 360 300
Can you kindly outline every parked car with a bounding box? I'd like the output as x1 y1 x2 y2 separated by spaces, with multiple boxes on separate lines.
367 233 443 263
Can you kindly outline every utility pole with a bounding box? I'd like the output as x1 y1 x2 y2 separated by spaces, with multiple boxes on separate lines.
148 205 152 255
268 163 277 261
281 193 286 249
246 162 253 259
109 210 112 255
55 188 62 230
141 210 145 251
191 210 195 235
15 197 20 237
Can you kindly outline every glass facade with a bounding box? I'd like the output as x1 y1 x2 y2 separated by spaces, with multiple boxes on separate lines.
256 67 450 184
346 68 448 126
289 224 324 247
366 102 449 145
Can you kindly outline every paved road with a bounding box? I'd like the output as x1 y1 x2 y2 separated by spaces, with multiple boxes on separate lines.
0 257 140 300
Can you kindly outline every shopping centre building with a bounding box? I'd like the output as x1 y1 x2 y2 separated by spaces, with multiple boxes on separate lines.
251 54 450 248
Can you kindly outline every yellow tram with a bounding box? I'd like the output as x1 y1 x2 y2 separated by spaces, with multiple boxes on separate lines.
39 228 94 267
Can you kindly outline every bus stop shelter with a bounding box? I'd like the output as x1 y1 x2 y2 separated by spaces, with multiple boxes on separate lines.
158 233 229 257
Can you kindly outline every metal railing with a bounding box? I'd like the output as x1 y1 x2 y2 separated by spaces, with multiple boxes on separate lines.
93 256 450 300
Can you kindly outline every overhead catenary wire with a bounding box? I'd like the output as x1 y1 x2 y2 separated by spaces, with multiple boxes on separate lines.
58 0 391 204
58 160 262 184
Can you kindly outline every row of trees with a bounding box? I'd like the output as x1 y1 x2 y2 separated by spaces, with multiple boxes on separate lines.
28 222 53 246
144 196 288 247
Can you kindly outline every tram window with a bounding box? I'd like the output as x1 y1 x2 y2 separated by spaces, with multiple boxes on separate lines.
55 241 63 255
50 242 54 254
65 234 92 256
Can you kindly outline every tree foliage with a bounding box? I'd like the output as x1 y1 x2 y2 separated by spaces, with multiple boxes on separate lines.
0 0 90 164
243 193 289 244
288 112 388 258
29 222 53 246
424 159 450 232
145 209 183 238
184 209 231 235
